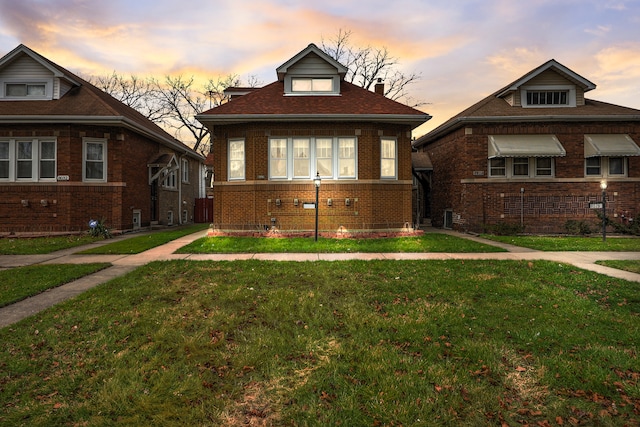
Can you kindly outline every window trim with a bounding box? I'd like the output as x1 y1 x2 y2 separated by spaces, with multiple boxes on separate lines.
0 138 57 182
380 137 398 179
1 79 52 100
228 138 245 181
488 157 556 178
82 138 107 182
284 76 340 95
268 136 357 180
181 158 189 183
585 156 627 177
520 85 576 108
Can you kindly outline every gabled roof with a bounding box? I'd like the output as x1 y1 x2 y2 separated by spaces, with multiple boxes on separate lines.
414 60 640 148
275 43 347 81
0 44 80 87
197 80 430 129
496 59 596 98
0 44 203 161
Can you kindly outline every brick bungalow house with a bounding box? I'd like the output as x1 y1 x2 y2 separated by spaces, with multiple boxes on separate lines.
412 59 640 234
0 44 205 234
196 43 430 233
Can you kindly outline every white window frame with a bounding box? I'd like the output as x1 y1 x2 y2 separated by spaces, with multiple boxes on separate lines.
488 157 556 178
181 158 189 183
268 136 357 180
1 79 52 100
521 85 576 108
585 156 627 177
0 138 57 182
380 137 397 179
228 138 245 181
83 138 107 182
163 169 177 189
291 77 334 93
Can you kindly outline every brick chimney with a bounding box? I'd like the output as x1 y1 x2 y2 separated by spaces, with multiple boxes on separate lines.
374 78 384 96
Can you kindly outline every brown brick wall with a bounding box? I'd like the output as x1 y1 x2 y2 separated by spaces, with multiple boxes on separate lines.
420 121 640 233
210 122 414 231
0 124 200 233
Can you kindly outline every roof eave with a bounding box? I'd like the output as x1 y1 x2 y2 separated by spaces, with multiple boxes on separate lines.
413 114 640 148
196 113 432 130
0 115 204 161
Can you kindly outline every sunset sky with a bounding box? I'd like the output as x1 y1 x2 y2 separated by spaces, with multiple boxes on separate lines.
1 0 639 137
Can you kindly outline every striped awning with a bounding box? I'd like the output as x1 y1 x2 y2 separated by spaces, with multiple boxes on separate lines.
584 134 640 158
488 135 566 158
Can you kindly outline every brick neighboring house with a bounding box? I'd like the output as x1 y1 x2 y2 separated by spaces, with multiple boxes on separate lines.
413 59 640 234
0 44 205 234
196 43 430 233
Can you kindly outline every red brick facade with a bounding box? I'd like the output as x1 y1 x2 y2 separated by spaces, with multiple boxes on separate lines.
0 124 201 234
210 122 415 232
421 121 640 233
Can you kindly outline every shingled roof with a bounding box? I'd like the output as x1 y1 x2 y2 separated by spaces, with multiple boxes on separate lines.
0 44 202 160
414 60 640 148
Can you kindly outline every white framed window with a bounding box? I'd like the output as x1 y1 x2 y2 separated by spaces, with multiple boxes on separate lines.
521 85 576 108
293 138 310 178
489 158 506 176
315 138 333 177
228 138 245 181
535 157 553 176
163 170 176 189
83 138 107 182
181 158 189 183
1 79 51 100
489 157 556 178
380 137 397 179
0 138 56 181
585 157 627 177
269 138 288 179
337 138 356 179
291 77 333 93
269 136 357 180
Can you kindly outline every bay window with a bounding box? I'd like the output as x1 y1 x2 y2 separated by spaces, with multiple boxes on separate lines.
269 136 357 180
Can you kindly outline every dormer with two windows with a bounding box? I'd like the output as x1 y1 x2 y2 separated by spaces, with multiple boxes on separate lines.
276 43 347 96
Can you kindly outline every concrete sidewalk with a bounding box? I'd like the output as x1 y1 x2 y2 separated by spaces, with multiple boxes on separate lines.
1 229 639 328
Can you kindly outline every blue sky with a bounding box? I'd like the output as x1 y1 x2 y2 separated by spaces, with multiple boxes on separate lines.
1 0 639 137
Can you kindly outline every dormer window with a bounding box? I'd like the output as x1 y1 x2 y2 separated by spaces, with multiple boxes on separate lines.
291 77 334 93
2 81 50 99
526 90 568 105
521 85 576 108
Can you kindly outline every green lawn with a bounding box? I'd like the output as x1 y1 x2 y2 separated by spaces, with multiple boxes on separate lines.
597 260 640 274
177 233 505 253
77 224 209 254
0 235 98 255
481 234 640 251
1 260 638 426
0 263 111 307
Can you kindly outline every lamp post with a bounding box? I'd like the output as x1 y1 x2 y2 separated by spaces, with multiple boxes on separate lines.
314 172 321 241
600 180 607 242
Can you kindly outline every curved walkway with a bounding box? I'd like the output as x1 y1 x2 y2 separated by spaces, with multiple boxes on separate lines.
1 230 639 328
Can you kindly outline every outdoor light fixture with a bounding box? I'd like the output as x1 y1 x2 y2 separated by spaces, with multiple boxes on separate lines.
600 180 607 242
314 172 321 241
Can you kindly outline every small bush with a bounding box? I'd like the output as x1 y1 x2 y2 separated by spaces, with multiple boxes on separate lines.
484 222 524 236
88 218 112 239
564 220 593 236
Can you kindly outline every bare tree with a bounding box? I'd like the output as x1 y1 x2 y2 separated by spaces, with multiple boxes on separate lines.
321 29 425 107
88 72 260 154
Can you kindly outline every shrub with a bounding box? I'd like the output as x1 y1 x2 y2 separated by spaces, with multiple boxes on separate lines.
564 220 593 236
88 218 112 239
484 222 524 236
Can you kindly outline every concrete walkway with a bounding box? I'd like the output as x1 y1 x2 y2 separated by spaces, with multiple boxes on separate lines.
1 229 639 328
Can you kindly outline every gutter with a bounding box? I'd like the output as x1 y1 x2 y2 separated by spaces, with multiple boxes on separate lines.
0 115 205 161
414 114 640 148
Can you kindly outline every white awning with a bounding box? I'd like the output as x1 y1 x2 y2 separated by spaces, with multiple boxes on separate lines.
584 134 640 158
488 135 566 158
